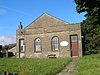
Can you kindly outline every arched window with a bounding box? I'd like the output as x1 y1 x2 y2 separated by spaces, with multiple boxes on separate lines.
52 37 59 51
34 38 41 52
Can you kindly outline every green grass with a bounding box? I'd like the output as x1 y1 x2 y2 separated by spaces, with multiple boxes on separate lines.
0 57 71 75
76 54 100 75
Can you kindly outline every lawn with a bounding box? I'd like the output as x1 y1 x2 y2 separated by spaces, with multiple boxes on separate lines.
76 54 100 75
0 57 71 75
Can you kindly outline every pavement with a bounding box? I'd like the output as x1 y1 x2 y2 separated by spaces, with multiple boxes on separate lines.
56 58 79 75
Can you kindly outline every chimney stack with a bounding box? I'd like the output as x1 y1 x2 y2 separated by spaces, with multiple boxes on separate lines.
18 22 23 29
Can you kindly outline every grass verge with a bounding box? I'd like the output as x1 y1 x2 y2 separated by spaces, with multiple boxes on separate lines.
76 54 100 75
0 57 71 75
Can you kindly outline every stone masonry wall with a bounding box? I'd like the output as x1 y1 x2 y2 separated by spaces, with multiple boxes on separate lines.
16 25 82 58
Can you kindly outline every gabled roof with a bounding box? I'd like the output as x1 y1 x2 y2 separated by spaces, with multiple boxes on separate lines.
25 13 69 29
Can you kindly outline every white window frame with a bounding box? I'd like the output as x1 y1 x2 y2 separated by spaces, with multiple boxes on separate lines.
52 37 59 51
19 39 25 52
34 38 42 52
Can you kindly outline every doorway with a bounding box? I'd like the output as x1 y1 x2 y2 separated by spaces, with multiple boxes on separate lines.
70 35 78 57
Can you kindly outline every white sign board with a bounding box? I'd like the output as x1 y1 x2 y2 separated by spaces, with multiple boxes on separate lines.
60 41 68 46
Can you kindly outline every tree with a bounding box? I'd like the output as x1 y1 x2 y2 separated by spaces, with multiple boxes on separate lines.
74 0 100 54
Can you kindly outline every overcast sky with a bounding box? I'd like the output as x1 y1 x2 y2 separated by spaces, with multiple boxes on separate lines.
0 0 85 45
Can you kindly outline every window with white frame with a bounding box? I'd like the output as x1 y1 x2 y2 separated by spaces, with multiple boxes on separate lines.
34 38 41 52
52 37 59 51
19 39 25 52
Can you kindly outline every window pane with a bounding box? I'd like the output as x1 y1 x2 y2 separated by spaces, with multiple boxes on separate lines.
35 38 41 52
52 37 59 51
19 39 24 52
71 35 77 42
21 40 24 46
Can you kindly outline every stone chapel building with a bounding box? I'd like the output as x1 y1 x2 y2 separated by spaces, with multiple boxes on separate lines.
16 13 82 58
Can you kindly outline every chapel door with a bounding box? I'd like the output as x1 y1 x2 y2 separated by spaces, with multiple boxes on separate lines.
70 35 78 57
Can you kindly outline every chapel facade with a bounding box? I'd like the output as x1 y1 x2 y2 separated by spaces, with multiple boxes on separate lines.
16 13 82 58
